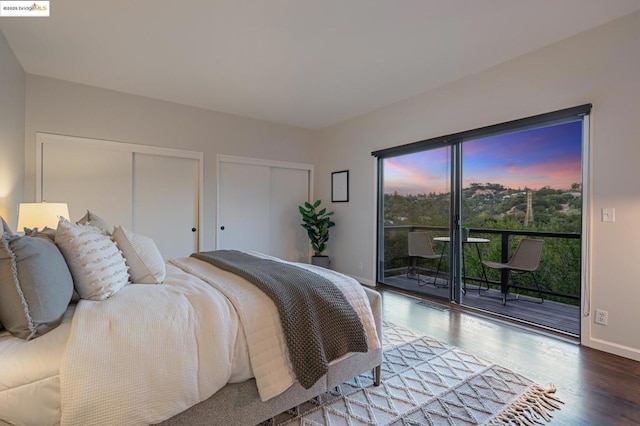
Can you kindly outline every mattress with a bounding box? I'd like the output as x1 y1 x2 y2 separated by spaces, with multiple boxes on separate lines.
0 306 75 426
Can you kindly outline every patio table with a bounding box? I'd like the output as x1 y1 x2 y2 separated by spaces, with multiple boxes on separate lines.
433 236 490 294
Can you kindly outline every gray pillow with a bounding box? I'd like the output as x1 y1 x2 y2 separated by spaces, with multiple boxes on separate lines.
1 217 12 234
0 217 9 331
24 226 57 242
0 232 73 340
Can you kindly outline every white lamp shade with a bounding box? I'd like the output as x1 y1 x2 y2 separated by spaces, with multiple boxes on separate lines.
17 202 70 231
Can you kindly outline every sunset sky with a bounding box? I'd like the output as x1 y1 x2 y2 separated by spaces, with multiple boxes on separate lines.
384 120 582 195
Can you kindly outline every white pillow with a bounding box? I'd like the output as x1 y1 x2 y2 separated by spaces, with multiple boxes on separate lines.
55 219 129 300
112 226 166 284
76 210 112 235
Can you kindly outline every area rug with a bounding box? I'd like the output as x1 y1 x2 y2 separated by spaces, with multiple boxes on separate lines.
270 322 562 425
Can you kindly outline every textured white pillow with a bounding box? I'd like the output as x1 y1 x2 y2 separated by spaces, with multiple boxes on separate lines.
112 226 166 284
76 210 112 235
55 219 129 300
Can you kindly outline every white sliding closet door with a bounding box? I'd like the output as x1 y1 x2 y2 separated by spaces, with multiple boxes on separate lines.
133 153 200 260
217 156 312 262
41 140 133 228
217 162 271 254
37 133 203 260
269 167 310 262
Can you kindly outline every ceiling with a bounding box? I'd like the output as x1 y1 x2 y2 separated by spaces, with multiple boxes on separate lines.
1 0 639 130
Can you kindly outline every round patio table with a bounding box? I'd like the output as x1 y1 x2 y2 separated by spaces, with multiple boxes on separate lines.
433 236 490 294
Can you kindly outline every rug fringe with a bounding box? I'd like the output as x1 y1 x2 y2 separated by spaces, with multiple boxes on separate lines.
488 384 564 425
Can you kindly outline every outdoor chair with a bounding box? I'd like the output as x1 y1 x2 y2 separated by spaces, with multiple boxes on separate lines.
407 232 445 287
481 238 544 305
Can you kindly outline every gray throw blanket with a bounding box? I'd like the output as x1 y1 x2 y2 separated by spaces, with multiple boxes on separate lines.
191 250 368 389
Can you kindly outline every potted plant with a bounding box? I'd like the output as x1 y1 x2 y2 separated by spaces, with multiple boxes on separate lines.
298 200 335 268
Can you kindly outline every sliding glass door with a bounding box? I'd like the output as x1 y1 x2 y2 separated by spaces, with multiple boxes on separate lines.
374 105 590 336
376 144 453 300
459 121 584 333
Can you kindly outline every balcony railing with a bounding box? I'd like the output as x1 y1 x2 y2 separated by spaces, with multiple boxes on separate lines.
382 225 581 303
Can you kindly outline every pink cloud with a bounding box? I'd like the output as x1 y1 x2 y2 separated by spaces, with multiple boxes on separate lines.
384 157 449 195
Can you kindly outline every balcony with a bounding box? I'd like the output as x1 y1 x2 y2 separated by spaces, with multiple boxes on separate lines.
380 226 581 337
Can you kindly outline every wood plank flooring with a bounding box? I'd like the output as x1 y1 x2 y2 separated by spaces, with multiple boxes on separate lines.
378 288 640 425
383 275 580 336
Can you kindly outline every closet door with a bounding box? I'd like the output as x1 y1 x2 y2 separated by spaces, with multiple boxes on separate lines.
217 156 312 262
133 153 200 259
41 140 133 228
269 167 309 262
217 161 271 253
37 133 203 259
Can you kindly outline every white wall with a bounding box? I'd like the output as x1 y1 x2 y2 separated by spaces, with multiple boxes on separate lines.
24 75 320 251
0 31 25 227
319 12 640 360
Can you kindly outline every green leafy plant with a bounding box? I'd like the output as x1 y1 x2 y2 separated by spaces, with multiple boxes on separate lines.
299 200 335 256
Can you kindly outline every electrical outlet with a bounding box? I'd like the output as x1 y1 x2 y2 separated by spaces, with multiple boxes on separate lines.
595 309 608 325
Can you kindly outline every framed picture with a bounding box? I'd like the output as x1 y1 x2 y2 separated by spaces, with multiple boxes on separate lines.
331 170 349 202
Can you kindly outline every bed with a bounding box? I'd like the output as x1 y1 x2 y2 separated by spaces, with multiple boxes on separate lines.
0 217 382 426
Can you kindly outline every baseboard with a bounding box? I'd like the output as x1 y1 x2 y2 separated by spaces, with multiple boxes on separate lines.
584 336 640 362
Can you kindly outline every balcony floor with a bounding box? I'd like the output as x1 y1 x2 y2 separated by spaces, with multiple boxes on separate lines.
382 274 580 336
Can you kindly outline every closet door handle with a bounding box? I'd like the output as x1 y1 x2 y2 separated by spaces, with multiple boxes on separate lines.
191 228 197 232
220 226 225 230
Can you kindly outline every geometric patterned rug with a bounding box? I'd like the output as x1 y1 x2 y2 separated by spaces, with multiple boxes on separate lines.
271 322 562 425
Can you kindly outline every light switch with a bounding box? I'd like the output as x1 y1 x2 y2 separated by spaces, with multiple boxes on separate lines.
602 208 615 222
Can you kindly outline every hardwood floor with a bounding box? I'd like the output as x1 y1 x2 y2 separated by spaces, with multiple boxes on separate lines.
383 275 580 336
377 287 640 425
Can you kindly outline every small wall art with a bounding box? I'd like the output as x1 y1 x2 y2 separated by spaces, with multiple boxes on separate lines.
331 170 349 202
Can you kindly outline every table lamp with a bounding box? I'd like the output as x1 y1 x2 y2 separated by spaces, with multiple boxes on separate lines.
17 202 70 231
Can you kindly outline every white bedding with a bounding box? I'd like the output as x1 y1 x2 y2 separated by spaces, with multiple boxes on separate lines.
0 307 75 426
0 253 380 426
170 253 381 401
59 263 252 426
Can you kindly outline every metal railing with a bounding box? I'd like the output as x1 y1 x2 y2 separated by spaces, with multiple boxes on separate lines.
382 225 581 302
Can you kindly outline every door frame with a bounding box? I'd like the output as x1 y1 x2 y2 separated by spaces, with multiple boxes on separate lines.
373 105 591 337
